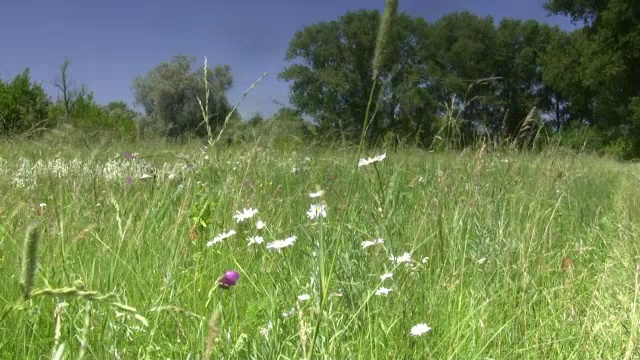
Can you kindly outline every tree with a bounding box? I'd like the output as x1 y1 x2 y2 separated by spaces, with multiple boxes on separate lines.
132 55 233 138
53 57 76 117
544 0 640 157
540 29 592 129
279 10 438 143
0 69 51 135
491 19 557 137
426 12 499 146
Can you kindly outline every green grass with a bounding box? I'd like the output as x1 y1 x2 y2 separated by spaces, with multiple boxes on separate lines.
0 138 638 359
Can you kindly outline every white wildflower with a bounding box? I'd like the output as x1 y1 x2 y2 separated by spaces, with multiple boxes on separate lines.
358 152 386 167
362 238 384 249
297 294 311 302
247 236 264 246
282 307 295 317
207 230 236 246
309 190 324 198
375 287 392 296
266 236 296 250
307 203 327 220
233 208 258 223
380 272 393 281
256 220 265 230
390 252 412 264
410 323 432 336
259 320 273 338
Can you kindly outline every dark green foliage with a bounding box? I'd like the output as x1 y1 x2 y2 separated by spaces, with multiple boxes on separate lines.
0 69 51 135
280 10 563 149
544 0 640 157
279 10 439 144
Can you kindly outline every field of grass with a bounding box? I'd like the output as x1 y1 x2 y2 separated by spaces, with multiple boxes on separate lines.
0 138 639 359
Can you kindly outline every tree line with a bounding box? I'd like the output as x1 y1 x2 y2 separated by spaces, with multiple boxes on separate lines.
1 0 639 158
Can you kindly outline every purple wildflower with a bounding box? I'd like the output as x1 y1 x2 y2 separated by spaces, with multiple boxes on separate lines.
125 176 132 185
217 270 240 289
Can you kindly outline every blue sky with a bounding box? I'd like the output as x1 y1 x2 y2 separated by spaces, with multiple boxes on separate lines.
0 0 575 119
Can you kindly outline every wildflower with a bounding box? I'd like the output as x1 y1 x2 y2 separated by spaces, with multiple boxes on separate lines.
410 323 432 337
358 152 386 167
217 270 240 289
247 236 264 246
259 321 273 338
390 252 412 264
207 230 236 247
125 176 132 185
233 208 258 223
375 287 392 296
256 220 265 230
282 307 295 317
309 190 324 198
297 294 311 302
307 203 327 220
362 238 384 249
421 257 429 264
266 236 296 250
380 272 393 281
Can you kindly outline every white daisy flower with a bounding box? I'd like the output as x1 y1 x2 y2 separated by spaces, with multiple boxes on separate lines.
358 152 386 167
247 236 264 246
390 252 412 264
410 323 432 336
233 208 259 223
206 229 236 247
266 235 296 250
307 203 327 220
380 272 393 281
362 238 384 249
256 220 265 230
309 190 324 198
375 287 392 296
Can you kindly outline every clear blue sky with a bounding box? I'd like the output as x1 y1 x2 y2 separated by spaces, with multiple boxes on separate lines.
0 0 575 119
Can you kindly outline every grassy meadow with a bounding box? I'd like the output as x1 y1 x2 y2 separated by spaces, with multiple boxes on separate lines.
0 136 638 359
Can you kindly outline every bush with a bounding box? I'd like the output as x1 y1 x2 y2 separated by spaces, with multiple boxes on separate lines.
0 69 52 136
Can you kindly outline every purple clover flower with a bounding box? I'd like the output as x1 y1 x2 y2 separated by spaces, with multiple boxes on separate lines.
217 270 240 289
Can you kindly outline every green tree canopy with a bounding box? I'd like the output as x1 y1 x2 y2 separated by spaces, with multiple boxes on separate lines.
544 0 640 156
132 55 233 138
0 69 51 135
